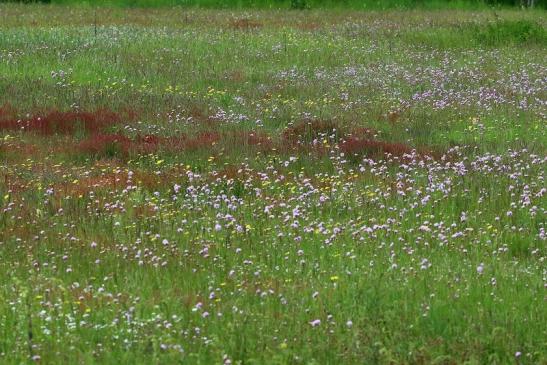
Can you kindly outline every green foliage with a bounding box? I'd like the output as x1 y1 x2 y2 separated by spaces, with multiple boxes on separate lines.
290 0 307 9
473 19 547 45
403 19 546 47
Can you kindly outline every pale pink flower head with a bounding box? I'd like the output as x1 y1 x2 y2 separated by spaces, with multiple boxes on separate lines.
309 319 321 327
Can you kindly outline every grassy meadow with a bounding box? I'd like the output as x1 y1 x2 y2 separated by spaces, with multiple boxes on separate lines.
0 3 546 364
4 0 531 10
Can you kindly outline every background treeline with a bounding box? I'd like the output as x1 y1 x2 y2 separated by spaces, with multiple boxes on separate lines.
0 0 544 9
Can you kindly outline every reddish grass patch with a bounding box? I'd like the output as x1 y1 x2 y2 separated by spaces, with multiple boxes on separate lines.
0 109 123 135
283 119 342 145
78 133 186 157
212 165 245 181
230 18 262 30
348 127 378 139
2 175 30 194
133 134 165 154
0 140 39 159
229 131 273 152
54 168 184 197
224 70 246 83
56 173 126 197
184 131 220 151
0 104 16 121
386 110 402 123
186 104 209 123
340 137 413 159
245 131 273 150
208 164 265 191
76 131 222 158
132 204 159 218
78 134 132 158
296 21 321 31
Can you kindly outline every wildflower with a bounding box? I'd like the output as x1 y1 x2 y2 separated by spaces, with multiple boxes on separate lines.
309 319 321 327
418 225 431 232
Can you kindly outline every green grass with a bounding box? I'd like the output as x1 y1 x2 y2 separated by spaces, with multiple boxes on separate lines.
0 4 546 364
9 0 502 10
5 0 547 9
